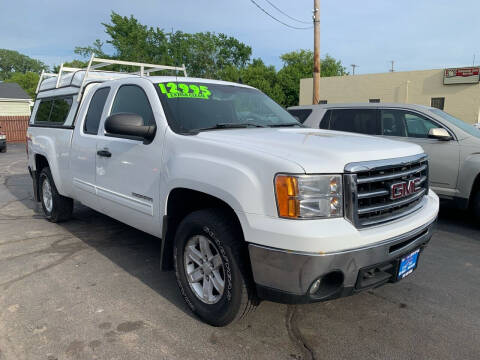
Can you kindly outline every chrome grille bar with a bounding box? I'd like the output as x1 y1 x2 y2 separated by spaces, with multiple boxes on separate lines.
344 154 429 228
357 188 426 215
356 164 427 184
357 176 427 200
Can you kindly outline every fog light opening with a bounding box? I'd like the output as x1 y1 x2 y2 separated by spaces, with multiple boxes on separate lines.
309 271 344 298
309 279 321 294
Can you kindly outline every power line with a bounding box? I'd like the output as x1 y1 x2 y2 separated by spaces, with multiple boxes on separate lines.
249 0 313 30
263 0 311 24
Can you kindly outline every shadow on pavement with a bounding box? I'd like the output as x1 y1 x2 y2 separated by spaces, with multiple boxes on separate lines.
436 199 479 238
4 172 194 319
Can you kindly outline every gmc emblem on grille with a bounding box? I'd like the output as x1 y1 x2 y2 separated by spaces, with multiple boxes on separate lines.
390 178 420 200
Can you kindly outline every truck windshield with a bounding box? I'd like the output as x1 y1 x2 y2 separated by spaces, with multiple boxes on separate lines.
155 82 300 133
430 108 480 139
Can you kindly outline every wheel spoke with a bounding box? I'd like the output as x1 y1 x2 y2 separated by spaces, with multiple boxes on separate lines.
184 235 226 304
211 254 222 269
187 245 203 266
188 267 203 283
199 236 213 260
202 274 213 300
210 271 225 294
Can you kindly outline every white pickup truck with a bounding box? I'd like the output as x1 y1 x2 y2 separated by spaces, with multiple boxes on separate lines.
27 58 439 326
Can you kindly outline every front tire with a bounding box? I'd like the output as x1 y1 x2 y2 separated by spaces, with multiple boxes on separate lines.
174 209 257 326
39 167 73 222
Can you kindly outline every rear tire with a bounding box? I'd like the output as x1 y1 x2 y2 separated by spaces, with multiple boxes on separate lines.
0 147 6 153
39 167 73 222
174 208 257 326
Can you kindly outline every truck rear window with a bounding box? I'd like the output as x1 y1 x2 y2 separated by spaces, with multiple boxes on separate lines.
34 97 73 125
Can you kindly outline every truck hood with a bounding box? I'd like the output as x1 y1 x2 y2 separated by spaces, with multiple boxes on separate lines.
196 128 424 173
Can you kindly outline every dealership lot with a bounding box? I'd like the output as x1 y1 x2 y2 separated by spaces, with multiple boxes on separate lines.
0 144 479 360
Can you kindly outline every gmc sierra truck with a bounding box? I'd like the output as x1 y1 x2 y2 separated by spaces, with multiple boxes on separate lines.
27 57 439 326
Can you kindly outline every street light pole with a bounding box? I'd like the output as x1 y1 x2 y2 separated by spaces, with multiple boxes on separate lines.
313 0 320 104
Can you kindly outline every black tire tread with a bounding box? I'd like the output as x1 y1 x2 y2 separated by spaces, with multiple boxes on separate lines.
174 208 257 326
39 167 73 222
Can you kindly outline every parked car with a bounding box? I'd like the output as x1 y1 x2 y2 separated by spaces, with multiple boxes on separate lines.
27 58 438 326
0 126 6 152
474 123 480 130
289 103 480 220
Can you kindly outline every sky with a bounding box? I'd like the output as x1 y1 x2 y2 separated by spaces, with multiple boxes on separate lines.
1 0 480 75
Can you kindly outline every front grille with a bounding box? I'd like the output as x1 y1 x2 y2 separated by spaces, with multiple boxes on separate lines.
344 154 429 228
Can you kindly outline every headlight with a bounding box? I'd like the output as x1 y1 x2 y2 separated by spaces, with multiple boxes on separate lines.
275 174 343 219
0 135 6 140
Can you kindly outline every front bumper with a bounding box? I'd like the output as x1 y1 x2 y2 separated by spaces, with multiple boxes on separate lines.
0 139 6 150
249 218 435 304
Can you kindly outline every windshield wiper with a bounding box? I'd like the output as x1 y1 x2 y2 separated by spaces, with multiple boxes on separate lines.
195 123 267 131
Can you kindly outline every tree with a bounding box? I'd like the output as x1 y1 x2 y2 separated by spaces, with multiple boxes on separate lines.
321 54 348 77
168 31 251 78
4 72 40 98
71 13 347 107
0 49 48 80
52 59 89 73
277 50 348 107
74 12 252 77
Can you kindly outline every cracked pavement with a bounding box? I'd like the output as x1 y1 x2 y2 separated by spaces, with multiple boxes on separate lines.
0 143 479 359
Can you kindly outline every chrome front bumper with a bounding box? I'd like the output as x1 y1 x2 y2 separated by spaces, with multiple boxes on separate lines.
249 219 436 304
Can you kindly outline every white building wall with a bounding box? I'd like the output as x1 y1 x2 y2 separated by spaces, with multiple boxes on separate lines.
0 100 31 116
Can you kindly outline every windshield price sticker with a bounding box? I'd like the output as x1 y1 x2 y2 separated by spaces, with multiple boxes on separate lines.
159 83 211 99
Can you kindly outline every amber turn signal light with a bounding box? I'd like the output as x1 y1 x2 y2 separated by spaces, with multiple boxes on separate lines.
275 175 300 218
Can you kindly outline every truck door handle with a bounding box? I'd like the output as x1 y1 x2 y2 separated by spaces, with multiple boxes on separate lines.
97 150 112 158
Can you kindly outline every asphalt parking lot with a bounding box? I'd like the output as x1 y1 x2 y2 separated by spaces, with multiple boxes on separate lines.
0 143 479 360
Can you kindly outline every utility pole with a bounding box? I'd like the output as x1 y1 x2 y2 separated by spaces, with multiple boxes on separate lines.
350 64 358 75
389 60 395 72
312 0 320 104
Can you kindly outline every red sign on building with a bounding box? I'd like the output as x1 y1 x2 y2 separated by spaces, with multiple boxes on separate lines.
444 67 480 84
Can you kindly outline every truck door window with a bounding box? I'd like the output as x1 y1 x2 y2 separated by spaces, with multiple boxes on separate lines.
111 85 155 126
84 87 110 135
329 109 379 135
380 109 407 137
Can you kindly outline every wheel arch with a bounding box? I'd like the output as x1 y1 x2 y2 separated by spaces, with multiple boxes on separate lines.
469 171 480 206
160 187 246 271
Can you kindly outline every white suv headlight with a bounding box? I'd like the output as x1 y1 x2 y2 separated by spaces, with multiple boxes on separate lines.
275 174 343 219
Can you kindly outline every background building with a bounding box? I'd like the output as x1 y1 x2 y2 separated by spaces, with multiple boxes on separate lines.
299 67 480 124
0 82 31 142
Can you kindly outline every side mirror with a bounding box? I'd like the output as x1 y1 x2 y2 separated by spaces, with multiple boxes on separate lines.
104 113 156 142
428 127 452 141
